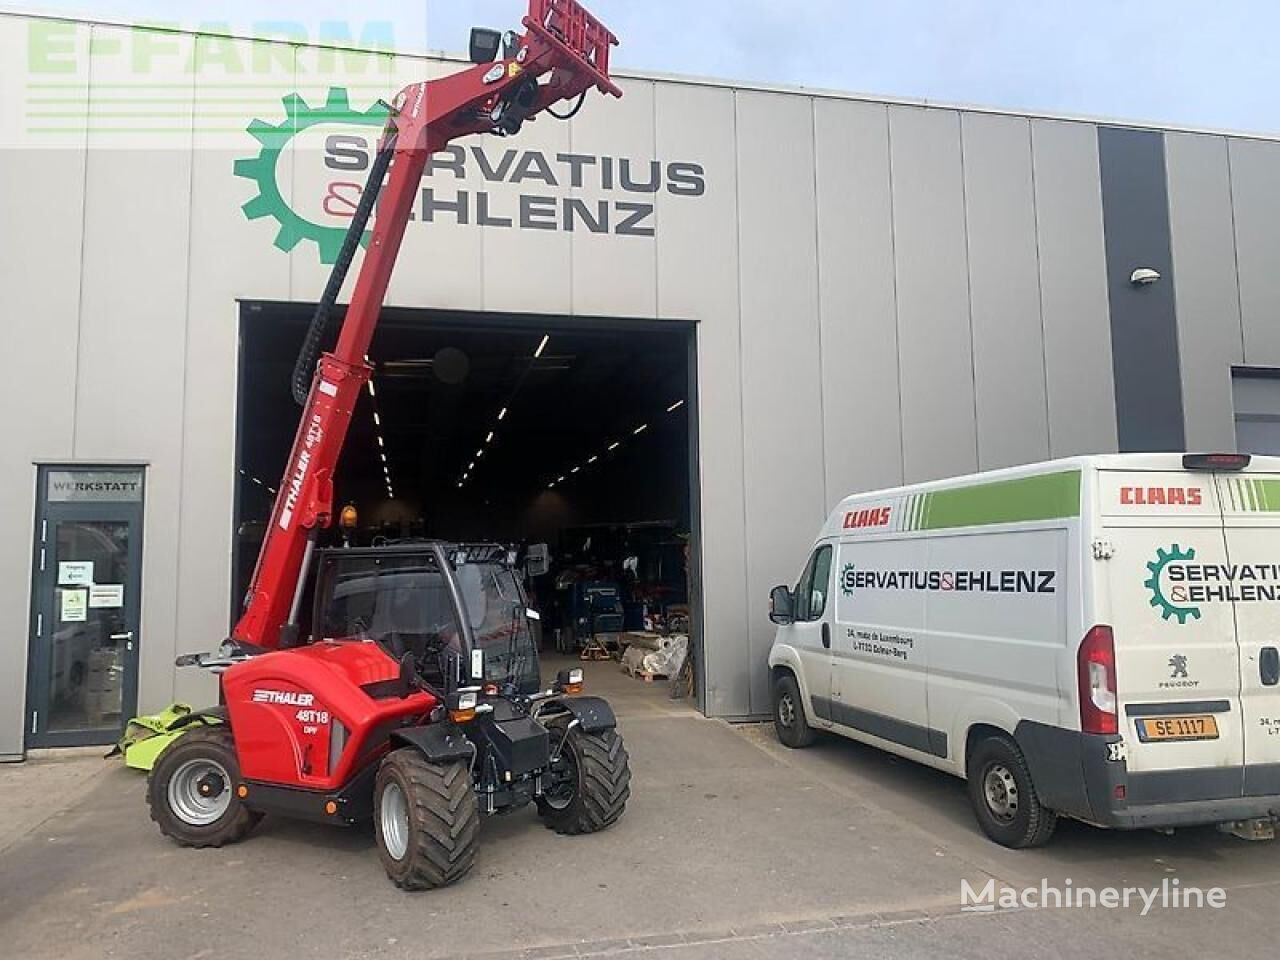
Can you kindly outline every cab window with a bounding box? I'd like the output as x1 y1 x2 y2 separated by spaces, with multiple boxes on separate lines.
794 545 833 621
317 553 458 656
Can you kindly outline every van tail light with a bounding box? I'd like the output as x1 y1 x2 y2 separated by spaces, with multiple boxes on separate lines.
1078 625 1118 735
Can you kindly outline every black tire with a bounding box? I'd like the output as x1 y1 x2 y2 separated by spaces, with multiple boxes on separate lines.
147 726 261 848
374 748 479 891
772 672 816 748
536 722 631 835
966 734 1058 849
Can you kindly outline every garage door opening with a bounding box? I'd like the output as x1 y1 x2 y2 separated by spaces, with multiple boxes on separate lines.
234 302 700 707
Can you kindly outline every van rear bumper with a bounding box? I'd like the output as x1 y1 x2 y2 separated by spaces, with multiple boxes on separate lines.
1014 720 1280 831
1102 796 1280 830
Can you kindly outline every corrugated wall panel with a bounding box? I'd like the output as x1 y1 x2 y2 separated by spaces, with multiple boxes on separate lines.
1229 138 1280 366
1030 119 1118 457
0 16 89 756
72 25 195 711
1165 133 1245 451
889 106 978 482
570 77 658 318
734 90 824 716
814 99 903 502
654 82 748 717
961 112 1050 470
1097 126 1183 452
172 36 294 710
477 72 574 315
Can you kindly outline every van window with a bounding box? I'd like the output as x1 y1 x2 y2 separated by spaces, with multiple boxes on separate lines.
795 545 833 621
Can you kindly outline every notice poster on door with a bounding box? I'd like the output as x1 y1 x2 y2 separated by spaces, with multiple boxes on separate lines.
58 561 93 586
88 584 124 608
60 588 88 622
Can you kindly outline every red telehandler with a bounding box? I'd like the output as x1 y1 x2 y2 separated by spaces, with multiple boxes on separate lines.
144 0 631 890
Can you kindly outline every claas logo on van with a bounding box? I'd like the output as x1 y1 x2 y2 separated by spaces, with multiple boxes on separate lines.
1121 486 1202 506
843 507 891 529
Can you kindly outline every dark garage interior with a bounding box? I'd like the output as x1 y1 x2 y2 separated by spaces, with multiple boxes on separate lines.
233 302 698 685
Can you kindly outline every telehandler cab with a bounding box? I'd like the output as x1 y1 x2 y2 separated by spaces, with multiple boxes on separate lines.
145 0 631 890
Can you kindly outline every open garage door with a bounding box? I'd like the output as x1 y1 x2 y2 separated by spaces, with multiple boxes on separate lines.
235 302 701 708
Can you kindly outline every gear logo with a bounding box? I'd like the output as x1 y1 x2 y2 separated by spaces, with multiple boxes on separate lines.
1145 544 1202 624
234 88 389 264
840 562 856 597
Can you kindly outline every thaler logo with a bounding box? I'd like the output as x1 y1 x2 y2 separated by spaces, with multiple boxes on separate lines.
843 507 891 530
252 689 315 707
1121 486 1202 506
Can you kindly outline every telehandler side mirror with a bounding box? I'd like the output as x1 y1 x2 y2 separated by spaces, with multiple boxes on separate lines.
398 652 418 698
469 27 502 63
769 585 795 625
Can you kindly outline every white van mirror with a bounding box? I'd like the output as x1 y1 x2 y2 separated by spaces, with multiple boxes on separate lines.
769 585 795 624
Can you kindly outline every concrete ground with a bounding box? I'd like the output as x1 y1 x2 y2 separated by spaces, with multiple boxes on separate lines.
0 654 1276 960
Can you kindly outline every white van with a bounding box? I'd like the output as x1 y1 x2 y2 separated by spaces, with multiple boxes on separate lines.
767 453 1280 848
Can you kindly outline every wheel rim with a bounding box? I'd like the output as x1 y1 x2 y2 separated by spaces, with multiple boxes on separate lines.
380 781 410 861
167 758 232 827
777 692 796 729
543 741 579 812
983 763 1020 823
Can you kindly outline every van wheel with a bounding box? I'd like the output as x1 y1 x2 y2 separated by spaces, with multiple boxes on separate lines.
772 673 816 748
966 735 1057 849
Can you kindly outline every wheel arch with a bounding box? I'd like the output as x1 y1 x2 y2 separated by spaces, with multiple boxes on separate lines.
389 723 474 765
956 699 1022 772
768 644 807 691
537 695 617 734
767 645 820 726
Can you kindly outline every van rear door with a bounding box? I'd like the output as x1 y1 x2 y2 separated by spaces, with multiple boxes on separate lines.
1214 471 1280 796
1100 471 1245 795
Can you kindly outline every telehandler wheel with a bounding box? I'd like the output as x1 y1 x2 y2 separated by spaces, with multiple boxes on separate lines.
374 748 479 891
147 727 262 848
536 721 631 835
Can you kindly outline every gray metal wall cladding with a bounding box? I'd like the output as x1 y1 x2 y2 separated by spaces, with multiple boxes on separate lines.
5 17 1280 751
1098 126 1184 452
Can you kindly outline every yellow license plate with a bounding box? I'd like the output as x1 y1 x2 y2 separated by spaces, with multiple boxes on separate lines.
1136 715 1219 742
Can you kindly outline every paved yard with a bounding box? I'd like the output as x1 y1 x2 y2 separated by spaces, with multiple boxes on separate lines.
1 656 1276 959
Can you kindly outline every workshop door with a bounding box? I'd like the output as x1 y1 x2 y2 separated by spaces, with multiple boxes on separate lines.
25 467 145 748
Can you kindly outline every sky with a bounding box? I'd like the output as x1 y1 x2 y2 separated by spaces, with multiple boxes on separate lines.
6 0 1279 135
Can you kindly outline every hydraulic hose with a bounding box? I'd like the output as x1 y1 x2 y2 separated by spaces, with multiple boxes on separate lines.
290 133 399 405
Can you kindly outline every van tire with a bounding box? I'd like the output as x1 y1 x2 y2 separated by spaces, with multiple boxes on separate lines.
773 673 816 749
966 735 1057 849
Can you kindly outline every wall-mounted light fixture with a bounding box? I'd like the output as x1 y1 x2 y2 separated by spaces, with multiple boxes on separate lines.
1130 267 1161 286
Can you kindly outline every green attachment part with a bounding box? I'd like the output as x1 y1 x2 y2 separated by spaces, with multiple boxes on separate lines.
116 703 221 771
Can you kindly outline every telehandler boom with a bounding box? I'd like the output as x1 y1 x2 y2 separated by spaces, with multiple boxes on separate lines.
143 1 631 892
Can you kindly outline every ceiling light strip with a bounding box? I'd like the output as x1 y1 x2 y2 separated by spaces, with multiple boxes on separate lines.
542 396 687 492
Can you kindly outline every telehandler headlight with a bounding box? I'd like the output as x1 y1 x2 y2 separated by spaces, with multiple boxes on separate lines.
450 690 479 724
469 27 502 63
556 667 585 695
